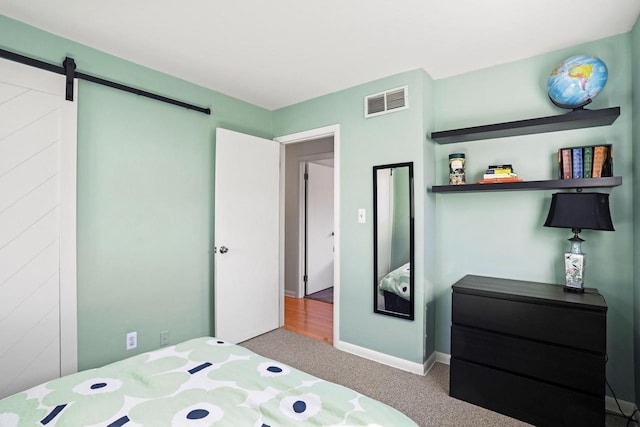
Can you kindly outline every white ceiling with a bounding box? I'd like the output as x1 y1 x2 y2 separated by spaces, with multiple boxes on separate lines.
2 0 639 110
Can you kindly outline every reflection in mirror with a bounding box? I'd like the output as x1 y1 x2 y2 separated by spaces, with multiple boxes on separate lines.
373 162 414 320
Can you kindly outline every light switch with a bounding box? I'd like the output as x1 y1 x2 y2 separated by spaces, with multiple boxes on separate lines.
358 208 366 223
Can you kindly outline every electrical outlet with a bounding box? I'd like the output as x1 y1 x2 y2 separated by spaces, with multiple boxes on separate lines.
126 331 137 350
160 331 169 346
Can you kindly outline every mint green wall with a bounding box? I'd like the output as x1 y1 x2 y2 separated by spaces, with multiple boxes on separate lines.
0 15 272 370
274 70 436 363
433 34 635 400
631 16 640 406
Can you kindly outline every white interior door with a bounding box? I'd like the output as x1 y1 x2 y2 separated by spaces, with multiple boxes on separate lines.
0 58 77 398
214 128 280 344
306 162 334 295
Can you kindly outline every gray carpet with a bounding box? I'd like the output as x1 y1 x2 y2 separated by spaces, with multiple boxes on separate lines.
241 328 633 427
306 286 333 304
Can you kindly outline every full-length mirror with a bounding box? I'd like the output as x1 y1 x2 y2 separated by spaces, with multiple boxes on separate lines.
373 162 414 320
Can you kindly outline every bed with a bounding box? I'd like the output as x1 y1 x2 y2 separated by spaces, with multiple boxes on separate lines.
378 262 411 313
0 337 417 426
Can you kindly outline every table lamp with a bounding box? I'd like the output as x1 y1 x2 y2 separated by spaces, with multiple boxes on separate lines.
543 192 614 292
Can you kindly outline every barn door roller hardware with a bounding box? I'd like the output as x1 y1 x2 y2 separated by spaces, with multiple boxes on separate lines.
63 57 76 101
0 47 211 115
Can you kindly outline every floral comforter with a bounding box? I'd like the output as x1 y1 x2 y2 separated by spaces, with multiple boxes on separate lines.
0 337 417 426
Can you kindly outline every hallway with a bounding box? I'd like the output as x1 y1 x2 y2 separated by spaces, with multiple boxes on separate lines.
283 296 333 345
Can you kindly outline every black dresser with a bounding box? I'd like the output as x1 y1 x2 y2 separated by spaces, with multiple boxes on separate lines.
450 275 607 426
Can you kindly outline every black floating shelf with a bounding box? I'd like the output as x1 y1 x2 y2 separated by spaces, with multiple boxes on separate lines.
430 176 622 193
431 107 620 144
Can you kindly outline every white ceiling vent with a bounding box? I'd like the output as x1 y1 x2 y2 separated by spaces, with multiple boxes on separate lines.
364 85 408 118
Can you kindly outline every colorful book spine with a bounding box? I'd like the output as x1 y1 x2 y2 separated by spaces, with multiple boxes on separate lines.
479 177 522 183
602 145 613 177
561 149 572 179
592 145 607 178
583 146 593 179
483 173 515 179
572 148 583 179
558 150 563 179
487 164 513 170
484 168 512 175
558 144 612 179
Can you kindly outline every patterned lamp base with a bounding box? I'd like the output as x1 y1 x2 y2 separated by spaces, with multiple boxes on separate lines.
564 236 585 293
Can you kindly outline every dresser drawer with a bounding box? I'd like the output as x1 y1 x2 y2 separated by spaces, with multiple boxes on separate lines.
451 325 605 395
450 358 604 427
452 292 606 353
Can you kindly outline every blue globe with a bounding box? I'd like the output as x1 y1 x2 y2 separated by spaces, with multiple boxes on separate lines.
547 55 608 109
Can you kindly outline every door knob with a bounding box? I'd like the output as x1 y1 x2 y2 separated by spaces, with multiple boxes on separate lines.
219 246 229 254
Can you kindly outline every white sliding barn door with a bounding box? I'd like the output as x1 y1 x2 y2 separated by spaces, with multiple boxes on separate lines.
0 58 77 399
214 128 280 344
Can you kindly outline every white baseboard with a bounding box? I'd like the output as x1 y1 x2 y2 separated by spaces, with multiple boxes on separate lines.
284 289 298 298
334 339 429 375
606 395 639 422
434 351 451 365
423 351 438 375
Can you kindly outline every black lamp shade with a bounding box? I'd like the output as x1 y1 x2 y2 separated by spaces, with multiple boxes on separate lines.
544 192 614 231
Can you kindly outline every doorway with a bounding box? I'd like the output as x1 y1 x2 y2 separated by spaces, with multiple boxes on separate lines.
303 159 334 303
276 125 340 345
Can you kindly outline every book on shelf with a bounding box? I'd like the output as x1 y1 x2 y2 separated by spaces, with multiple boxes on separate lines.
592 145 608 178
561 149 572 180
558 144 613 179
479 163 520 183
557 150 562 179
583 147 593 179
484 168 512 175
572 148 583 179
487 164 513 171
483 173 517 179
592 146 605 177
476 177 523 184
602 145 613 177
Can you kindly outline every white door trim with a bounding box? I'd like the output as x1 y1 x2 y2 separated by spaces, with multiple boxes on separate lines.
275 125 340 345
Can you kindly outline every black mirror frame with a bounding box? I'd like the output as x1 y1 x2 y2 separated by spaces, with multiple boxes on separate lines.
372 162 415 320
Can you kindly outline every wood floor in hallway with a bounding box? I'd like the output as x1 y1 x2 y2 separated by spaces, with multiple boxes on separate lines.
284 296 333 345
